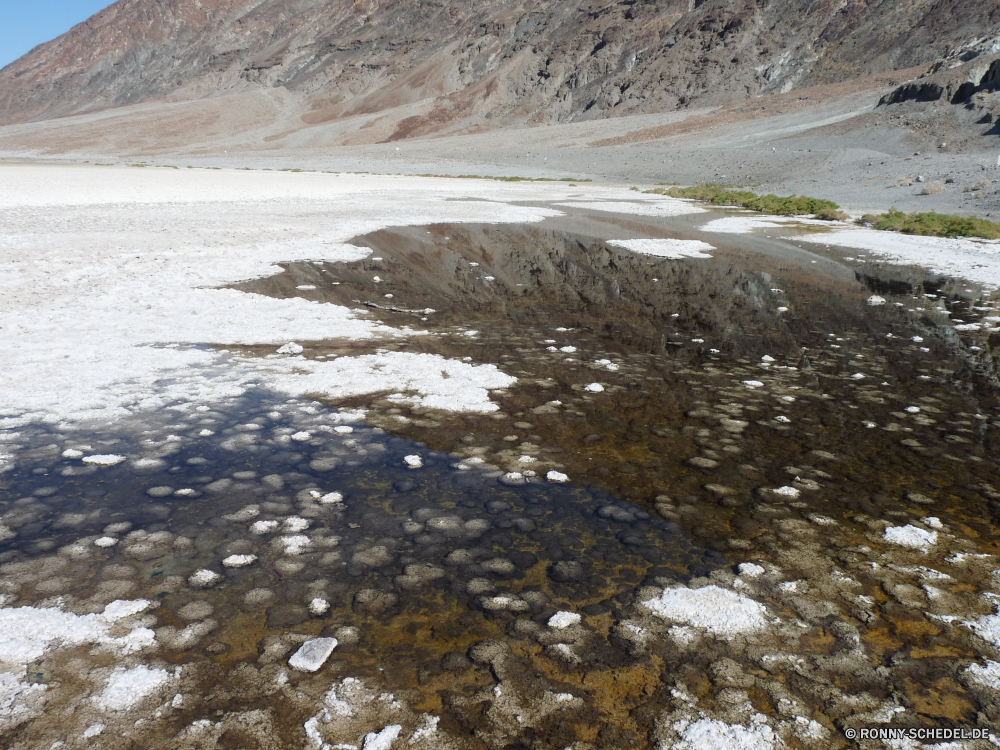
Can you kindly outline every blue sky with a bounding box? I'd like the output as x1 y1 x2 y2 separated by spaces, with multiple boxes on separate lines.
0 1 115 70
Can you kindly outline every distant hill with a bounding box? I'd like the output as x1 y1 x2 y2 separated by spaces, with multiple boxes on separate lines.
2 0 999 138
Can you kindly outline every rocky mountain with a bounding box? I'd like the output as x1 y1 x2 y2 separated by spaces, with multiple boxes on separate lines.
2 0 1000 136
878 34 1000 134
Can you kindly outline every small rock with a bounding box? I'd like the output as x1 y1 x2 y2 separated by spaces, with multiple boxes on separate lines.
687 457 719 470
499 472 527 486
906 491 935 505
352 545 394 567
549 560 586 582
309 598 330 616
548 611 582 629
353 589 398 613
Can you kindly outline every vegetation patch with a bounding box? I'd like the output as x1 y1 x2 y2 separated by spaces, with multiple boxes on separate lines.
646 183 840 217
856 208 1000 239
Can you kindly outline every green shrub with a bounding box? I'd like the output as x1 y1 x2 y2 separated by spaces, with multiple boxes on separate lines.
855 208 1000 239
647 183 839 216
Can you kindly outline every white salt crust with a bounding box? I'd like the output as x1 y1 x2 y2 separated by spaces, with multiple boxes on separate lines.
0 670 47 731
0 167 645 429
82 454 126 466
642 586 770 637
96 665 171 711
188 569 222 587
964 660 1000 689
607 238 714 259
672 717 776 750
363 724 403 750
222 554 257 568
0 600 154 664
967 606 1000 648
548 611 581 629
883 525 938 550
701 216 799 234
797 228 1000 290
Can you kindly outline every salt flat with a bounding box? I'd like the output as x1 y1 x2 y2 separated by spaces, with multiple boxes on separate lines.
0 165 702 428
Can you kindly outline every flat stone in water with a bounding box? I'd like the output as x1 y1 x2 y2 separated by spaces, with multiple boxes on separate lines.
289 637 338 672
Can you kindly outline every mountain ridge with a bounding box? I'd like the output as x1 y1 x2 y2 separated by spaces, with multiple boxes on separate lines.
2 0 1000 139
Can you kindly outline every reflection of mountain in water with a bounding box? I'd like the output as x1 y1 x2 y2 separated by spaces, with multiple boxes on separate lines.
246 223 815 359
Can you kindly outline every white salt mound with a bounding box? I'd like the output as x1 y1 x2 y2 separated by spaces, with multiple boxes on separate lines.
277 342 304 355
289 638 339 672
363 724 403 750
82 454 126 466
546 471 569 483
738 563 765 578
96 666 170 711
222 554 257 568
884 525 937 550
548 611 581 629
771 486 800 499
643 585 769 637
674 718 775 750
188 569 222 588
0 600 154 664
